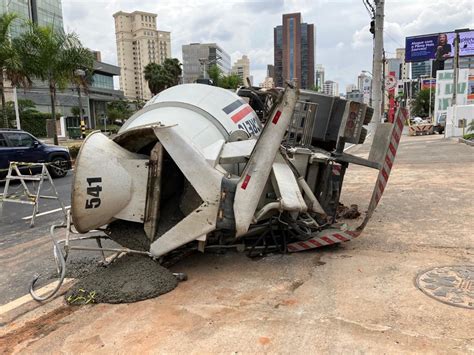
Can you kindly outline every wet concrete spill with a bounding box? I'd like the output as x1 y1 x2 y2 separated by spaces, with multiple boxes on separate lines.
65 254 178 305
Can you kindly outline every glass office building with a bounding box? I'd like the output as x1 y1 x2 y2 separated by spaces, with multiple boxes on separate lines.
0 0 64 38
273 13 315 89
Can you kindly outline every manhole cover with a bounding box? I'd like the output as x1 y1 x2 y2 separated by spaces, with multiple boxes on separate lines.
416 265 474 309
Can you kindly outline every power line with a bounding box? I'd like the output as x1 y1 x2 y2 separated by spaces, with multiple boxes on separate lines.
384 30 403 48
363 0 375 18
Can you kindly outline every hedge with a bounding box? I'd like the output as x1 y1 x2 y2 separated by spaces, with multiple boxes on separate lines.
18 112 60 138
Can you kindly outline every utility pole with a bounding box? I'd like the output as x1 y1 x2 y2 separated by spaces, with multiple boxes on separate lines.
452 31 461 106
371 0 384 124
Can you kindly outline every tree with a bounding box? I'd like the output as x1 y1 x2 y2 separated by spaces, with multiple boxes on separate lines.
205 65 242 90
0 13 32 128
411 88 435 118
219 74 242 90
5 99 37 120
107 99 133 120
71 106 81 117
16 24 93 144
144 58 182 95
207 64 221 86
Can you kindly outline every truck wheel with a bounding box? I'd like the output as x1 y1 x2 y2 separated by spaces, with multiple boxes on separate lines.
48 157 68 178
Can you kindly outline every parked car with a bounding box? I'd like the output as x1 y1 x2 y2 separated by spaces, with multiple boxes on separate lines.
0 129 71 180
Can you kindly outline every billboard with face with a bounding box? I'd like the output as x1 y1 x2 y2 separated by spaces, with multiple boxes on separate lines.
405 30 474 62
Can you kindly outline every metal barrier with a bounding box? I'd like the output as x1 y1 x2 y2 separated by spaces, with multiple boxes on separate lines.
0 162 67 227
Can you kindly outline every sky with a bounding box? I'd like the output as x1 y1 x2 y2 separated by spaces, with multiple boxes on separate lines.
62 0 473 92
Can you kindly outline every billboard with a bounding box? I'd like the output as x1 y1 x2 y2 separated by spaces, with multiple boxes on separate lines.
405 30 474 63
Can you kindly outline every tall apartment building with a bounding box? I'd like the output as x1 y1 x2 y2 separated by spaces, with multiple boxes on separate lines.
395 48 409 80
231 55 250 84
357 72 372 104
0 0 64 37
346 83 357 94
267 64 275 79
259 76 274 88
113 10 171 100
182 43 231 84
323 80 338 97
274 13 315 89
315 64 325 91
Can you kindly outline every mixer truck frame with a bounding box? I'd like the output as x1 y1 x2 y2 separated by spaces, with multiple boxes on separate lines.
30 83 405 301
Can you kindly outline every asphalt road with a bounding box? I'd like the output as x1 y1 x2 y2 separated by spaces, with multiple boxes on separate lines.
1 173 73 237
0 172 116 305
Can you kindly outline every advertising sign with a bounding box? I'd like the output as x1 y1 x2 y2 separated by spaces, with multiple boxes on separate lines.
421 79 436 90
405 30 474 63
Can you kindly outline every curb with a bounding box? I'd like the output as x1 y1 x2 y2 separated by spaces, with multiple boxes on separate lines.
458 137 474 146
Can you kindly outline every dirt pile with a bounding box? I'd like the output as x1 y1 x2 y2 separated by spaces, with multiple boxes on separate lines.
65 254 178 305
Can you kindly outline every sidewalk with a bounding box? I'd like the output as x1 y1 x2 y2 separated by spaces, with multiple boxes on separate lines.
1 134 473 354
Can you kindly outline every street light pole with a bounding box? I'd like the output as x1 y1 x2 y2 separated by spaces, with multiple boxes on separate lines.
74 69 86 139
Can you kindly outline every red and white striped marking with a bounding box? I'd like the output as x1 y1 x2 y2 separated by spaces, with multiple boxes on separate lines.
408 124 434 136
287 108 406 253
332 163 342 176
287 229 358 252
371 107 404 206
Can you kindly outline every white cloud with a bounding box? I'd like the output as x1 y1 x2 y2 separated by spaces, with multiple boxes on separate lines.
62 0 474 91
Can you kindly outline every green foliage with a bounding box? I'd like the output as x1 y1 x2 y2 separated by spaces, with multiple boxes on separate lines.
467 120 474 133
0 13 32 127
71 106 81 117
206 65 242 90
68 144 81 159
207 64 221 85
144 58 182 95
220 74 243 90
15 23 94 143
107 99 133 120
411 88 435 118
4 99 38 119
21 111 59 137
309 85 320 92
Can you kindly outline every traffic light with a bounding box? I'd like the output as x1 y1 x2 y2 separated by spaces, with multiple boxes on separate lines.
369 19 375 36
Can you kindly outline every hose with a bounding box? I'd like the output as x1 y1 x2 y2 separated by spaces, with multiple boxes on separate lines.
29 223 67 302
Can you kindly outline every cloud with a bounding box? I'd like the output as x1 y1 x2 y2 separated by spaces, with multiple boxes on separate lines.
62 0 473 91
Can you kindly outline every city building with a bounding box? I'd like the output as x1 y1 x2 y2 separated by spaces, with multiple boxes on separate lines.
182 43 231 84
113 10 171 100
346 89 364 103
346 84 357 94
411 60 431 80
0 0 64 38
267 64 275 80
395 48 409 80
323 80 338 96
231 55 250 85
274 12 315 89
13 58 124 128
357 72 372 104
315 64 325 92
444 56 474 70
259 76 274 89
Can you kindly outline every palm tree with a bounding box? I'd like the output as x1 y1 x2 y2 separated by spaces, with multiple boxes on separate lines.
144 58 182 96
16 24 93 144
0 13 31 128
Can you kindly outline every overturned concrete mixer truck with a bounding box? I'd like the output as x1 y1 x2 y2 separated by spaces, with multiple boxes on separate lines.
67 82 404 257
31 82 406 300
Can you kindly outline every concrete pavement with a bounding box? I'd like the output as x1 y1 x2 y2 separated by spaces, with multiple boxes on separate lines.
1 135 473 354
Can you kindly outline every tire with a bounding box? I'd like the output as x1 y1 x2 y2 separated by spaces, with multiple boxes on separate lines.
48 157 68 178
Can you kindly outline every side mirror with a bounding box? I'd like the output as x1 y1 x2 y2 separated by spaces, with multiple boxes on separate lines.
33 141 40 147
